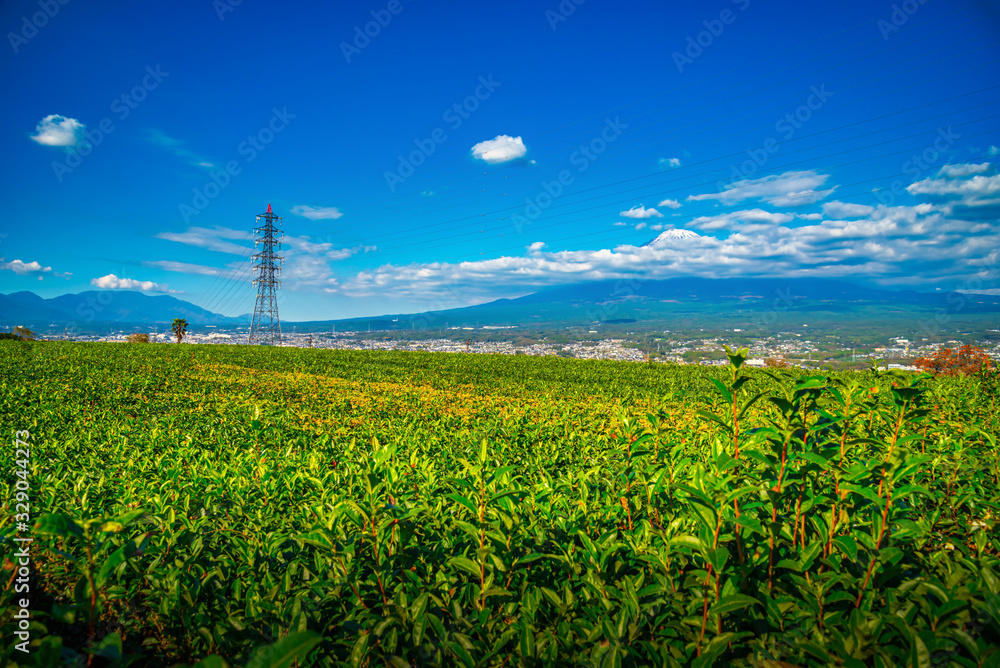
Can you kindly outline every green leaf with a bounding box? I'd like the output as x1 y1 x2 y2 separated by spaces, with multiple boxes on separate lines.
445 642 475 668
519 626 535 659
707 378 733 404
696 409 732 434
93 633 123 661
35 513 84 538
446 493 479 515
669 535 704 552
513 553 545 568
489 489 527 504
910 630 931 668
250 631 322 668
448 557 482 578
934 599 968 628
294 530 334 550
711 594 762 616
412 616 427 646
736 392 768 422
96 544 129 590
349 631 369 668
705 546 729 573
797 452 831 469
833 535 858 561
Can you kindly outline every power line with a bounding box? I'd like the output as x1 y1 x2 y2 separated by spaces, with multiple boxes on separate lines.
329 53 1000 245
196 230 254 313
315 152 1000 286
209 263 255 319
333 5 996 215
333 112 1000 257
360 102 1000 251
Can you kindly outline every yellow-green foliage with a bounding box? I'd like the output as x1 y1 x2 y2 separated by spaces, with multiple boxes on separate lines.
1 342 998 667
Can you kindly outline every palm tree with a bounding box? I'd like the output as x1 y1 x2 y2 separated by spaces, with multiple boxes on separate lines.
171 318 188 344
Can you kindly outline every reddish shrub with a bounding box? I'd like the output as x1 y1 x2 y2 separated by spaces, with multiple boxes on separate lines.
914 344 993 376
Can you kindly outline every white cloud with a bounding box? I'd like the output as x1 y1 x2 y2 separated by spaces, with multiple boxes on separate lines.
907 173 1000 201
769 189 836 207
527 241 546 254
620 205 663 219
1 259 52 275
612 221 627 227
822 201 876 219
328 198 999 302
470 135 527 163
635 223 647 231
938 163 990 178
157 226 250 255
796 213 823 220
989 146 999 156
659 157 681 168
156 225 371 293
279 235 375 289
688 170 836 207
145 129 214 167
30 115 86 147
658 199 682 209
687 209 794 231
291 205 344 220
91 274 174 292
143 260 227 277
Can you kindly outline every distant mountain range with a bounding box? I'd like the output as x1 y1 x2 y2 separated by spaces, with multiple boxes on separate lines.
3 278 999 333
0 290 248 327
296 277 1000 332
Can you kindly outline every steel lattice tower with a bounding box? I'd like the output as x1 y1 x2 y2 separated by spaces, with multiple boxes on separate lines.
248 204 284 345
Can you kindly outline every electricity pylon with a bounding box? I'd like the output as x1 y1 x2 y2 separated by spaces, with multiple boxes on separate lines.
248 203 283 345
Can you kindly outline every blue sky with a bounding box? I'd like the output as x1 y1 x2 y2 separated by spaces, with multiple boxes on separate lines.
2 0 1000 321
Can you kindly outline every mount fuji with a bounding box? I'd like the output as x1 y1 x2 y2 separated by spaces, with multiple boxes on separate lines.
642 229 701 246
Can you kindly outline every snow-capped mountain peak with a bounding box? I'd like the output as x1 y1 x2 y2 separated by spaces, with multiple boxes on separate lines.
643 228 700 246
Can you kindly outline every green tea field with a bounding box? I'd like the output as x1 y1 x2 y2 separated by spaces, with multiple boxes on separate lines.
1 341 999 667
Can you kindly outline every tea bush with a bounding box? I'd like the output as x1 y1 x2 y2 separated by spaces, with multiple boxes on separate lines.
1 341 997 667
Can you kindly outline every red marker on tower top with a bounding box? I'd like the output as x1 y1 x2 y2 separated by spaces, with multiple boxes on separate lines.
267 203 272 213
